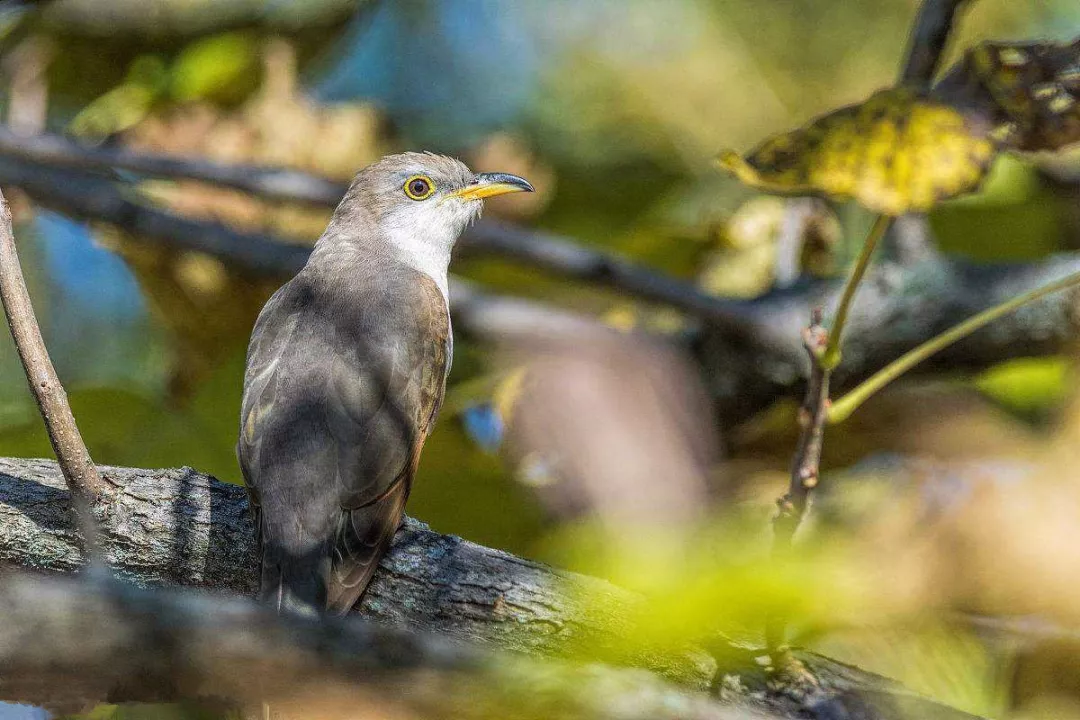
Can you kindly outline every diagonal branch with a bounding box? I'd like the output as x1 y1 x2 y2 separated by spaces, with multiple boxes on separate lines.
0 127 753 328
0 127 347 205
0 188 106 502
900 0 975 87
457 220 754 336
0 156 311 276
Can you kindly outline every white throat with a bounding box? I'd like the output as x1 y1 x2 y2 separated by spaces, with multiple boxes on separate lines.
380 200 478 302
384 222 453 300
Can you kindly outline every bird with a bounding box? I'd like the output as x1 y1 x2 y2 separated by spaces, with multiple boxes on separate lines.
238 152 533 615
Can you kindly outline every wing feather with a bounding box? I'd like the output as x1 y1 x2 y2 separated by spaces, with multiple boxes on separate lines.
239 263 450 615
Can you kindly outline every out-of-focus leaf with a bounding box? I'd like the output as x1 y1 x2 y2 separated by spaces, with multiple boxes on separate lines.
945 153 1041 208
170 32 260 104
534 511 906 656
696 196 841 297
697 196 783 298
597 303 686 334
934 38 1080 153
974 356 1072 417
717 87 996 215
35 0 362 39
928 156 1062 262
69 55 169 139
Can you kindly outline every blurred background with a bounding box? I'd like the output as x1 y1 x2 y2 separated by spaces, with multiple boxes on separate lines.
1 1 1080 716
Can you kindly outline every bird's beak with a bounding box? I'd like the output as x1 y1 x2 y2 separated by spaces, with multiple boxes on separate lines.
447 172 535 201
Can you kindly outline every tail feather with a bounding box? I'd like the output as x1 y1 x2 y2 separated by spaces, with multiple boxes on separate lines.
251 481 409 618
260 545 328 618
325 479 409 614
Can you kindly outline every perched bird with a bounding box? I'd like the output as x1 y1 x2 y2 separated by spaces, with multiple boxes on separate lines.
238 153 533 615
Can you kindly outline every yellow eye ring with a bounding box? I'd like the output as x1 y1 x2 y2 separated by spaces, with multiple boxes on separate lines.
403 175 435 200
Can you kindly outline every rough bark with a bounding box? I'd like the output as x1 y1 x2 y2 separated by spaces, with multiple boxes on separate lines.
0 456 714 688
0 457 985 720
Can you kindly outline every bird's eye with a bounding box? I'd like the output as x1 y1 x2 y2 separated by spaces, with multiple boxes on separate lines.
404 175 435 200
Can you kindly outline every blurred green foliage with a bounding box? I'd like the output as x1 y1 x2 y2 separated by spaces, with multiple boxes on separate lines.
169 32 260 104
974 356 1073 419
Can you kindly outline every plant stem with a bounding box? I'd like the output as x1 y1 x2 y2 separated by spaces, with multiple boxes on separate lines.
821 215 893 370
767 312 831 653
899 0 975 87
829 267 1080 424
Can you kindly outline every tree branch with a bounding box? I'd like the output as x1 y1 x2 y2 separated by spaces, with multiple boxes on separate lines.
0 456 714 688
0 127 347 205
0 128 755 332
0 573 745 720
457 220 753 337
0 457 986 720
2 130 1078 420
694 253 1080 424
0 156 311 276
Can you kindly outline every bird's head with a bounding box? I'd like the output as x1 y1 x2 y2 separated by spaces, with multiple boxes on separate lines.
333 152 533 276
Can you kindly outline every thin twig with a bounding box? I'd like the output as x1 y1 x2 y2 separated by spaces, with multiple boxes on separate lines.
0 189 107 504
766 0 975 653
767 311 831 652
899 0 975 87
767 216 892 599
828 267 1080 423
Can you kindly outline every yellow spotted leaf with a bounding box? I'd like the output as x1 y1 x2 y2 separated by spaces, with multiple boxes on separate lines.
717 88 996 215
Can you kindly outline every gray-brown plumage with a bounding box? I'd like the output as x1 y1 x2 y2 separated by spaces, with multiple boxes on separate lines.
238 153 532 615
